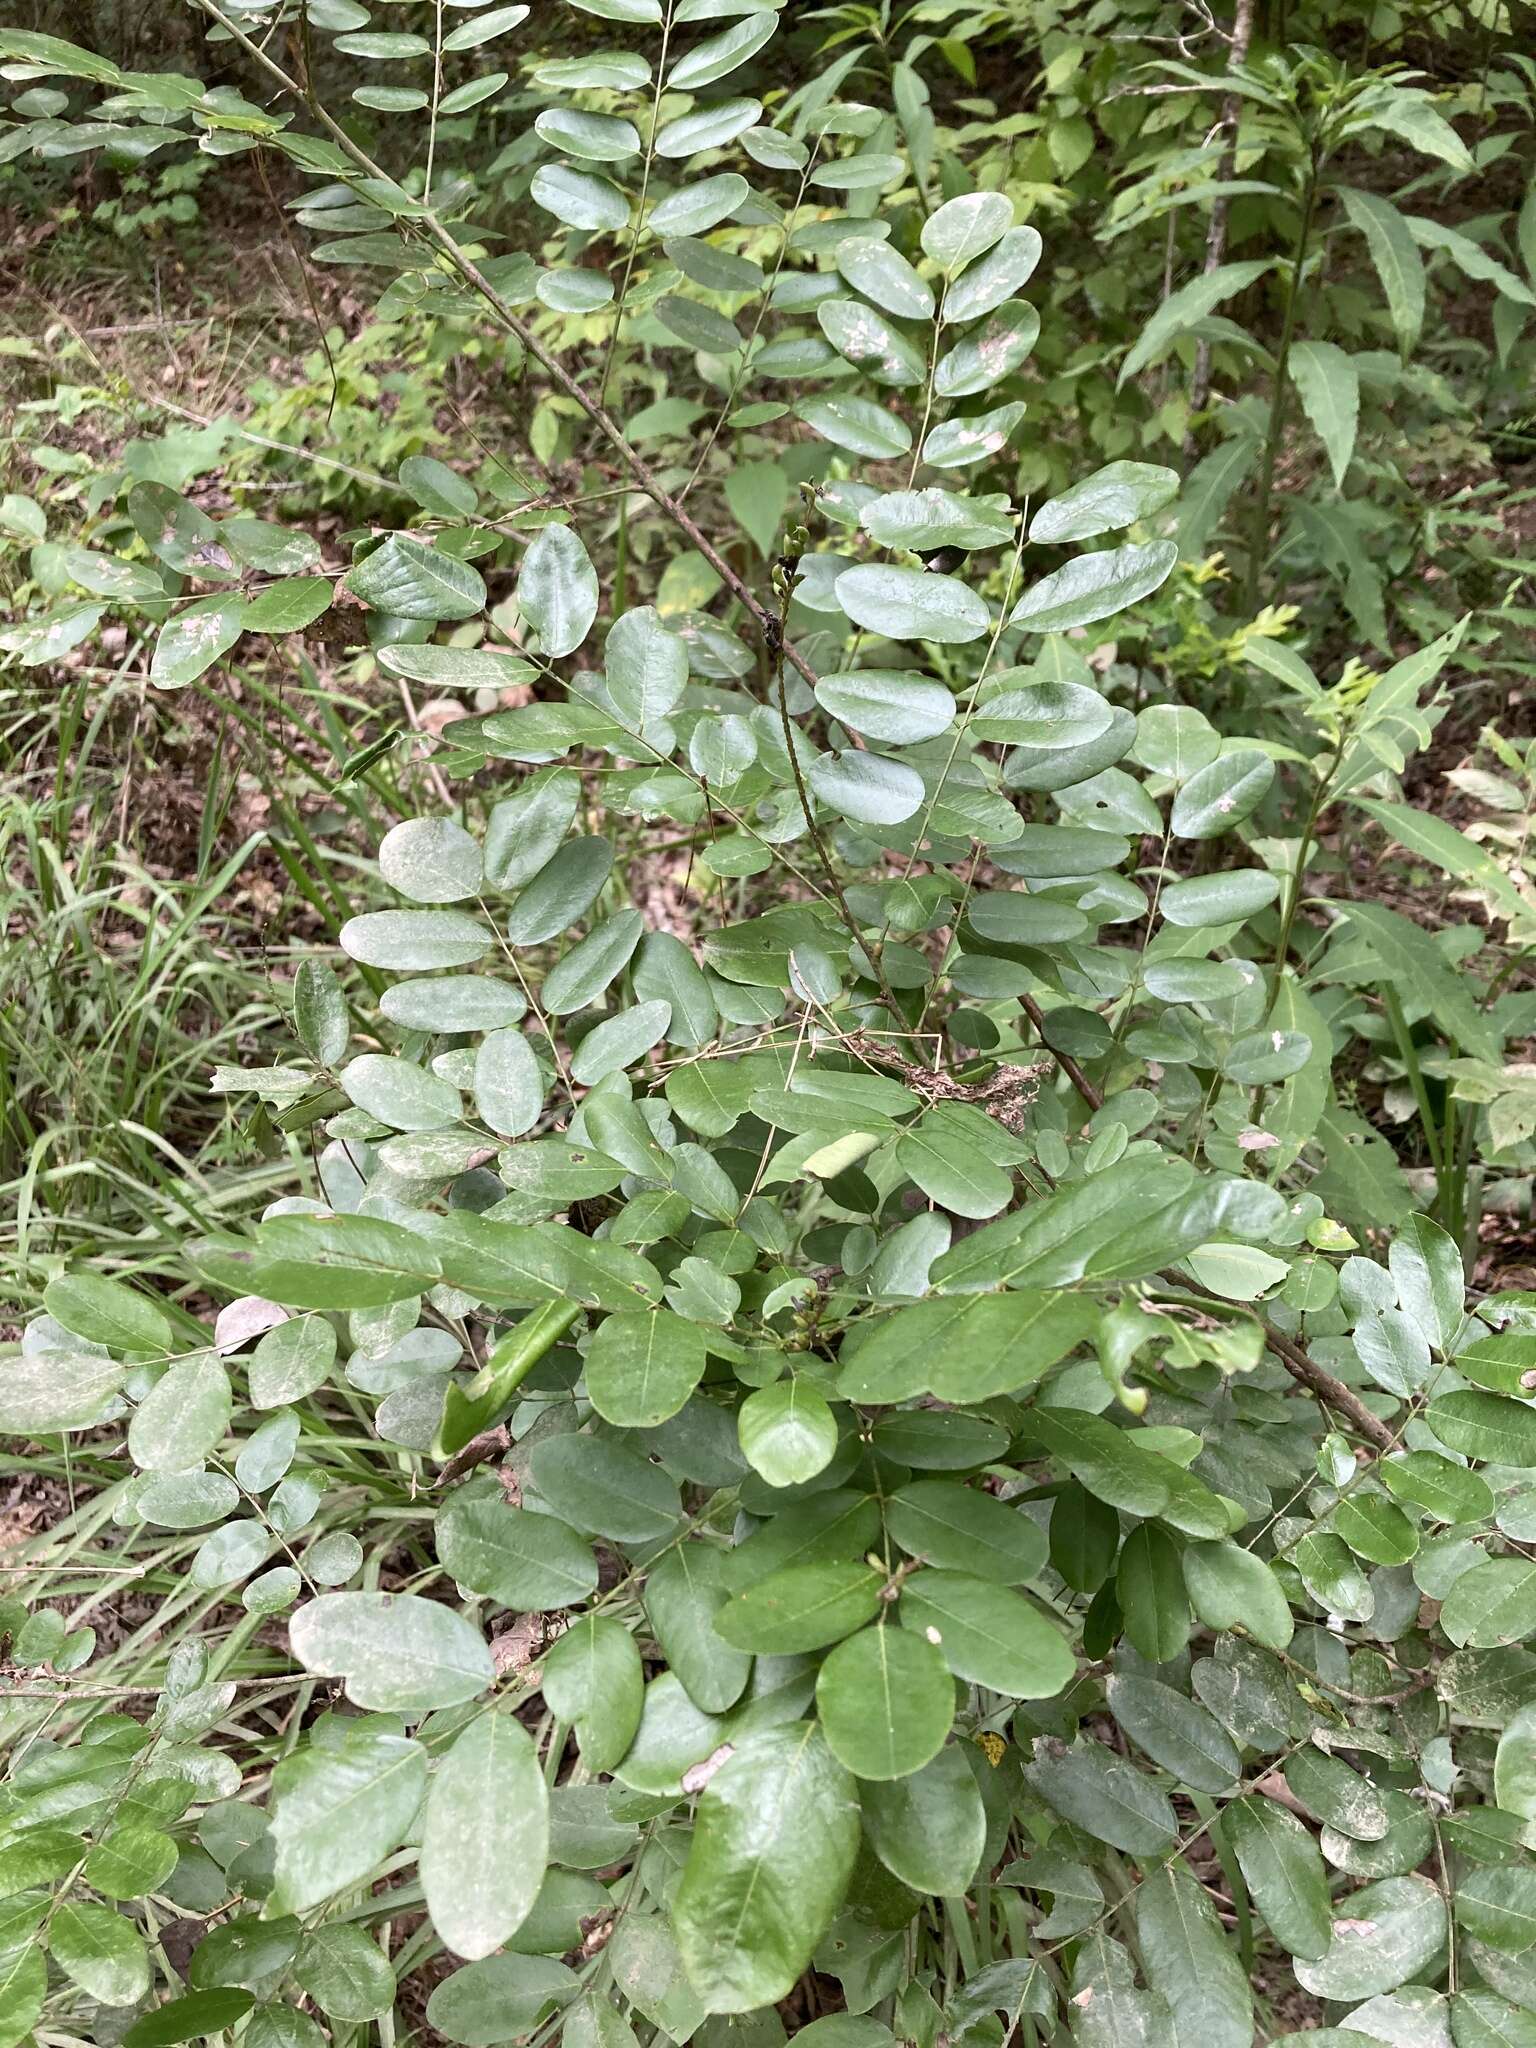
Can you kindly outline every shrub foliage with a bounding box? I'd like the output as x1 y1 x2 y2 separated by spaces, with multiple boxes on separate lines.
3 5 1536 2048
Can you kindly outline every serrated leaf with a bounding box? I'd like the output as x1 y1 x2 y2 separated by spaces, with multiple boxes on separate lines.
1289 340 1359 491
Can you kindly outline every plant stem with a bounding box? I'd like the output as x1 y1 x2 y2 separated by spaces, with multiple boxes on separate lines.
1380 980 1448 1202
1187 0 1259 435
1243 151 1321 615
1272 756 1335 971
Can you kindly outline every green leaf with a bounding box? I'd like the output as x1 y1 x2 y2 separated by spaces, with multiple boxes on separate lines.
347 536 485 621
1460 1865 1536 1953
738 1380 839 1488
437 1495 598 1611
270 1725 428 1914
1427 1391 1536 1465
1332 1491 1419 1566
1160 868 1280 927
519 524 599 656
585 1309 706 1428
714 1563 884 1654
1381 1450 1492 1524
193 1214 442 1310
796 395 913 459
862 1744 985 1892
920 191 1015 271
1030 461 1179 545
378 817 483 904
894 1116 1014 1218
838 1291 1097 1403
50 1900 150 2006
541 1617 645 1771
122 1994 256 2048
1107 1675 1239 1793
725 462 790 559
1118 260 1273 383
1493 1704 1536 1830
1138 1861 1252 2048
531 164 629 231
422 1716 549 1961
643 1544 751 1713
899 1570 1074 1698
536 107 639 163
291 1925 396 2023
428 1955 579 2045
1339 187 1426 355
1025 1736 1178 1852
668 12 777 92
1441 1559 1536 1648
1452 1993 1536 2048
1169 747 1276 838
885 1481 1046 1584
474 1028 544 1137
862 491 1014 554
835 564 990 643
44 1272 173 1352
655 96 760 159
128 1357 231 1473
0 1349 127 1434
288 1591 494 1709
673 1724 860 2013
1182 1542 1293 1650
1288 340 1359 491
632 931 717 1046
1116 1524 1191 1662
815 1626 955 1780
1009 539 1177 634
1293 1876 1447 2001
81 1825 178 1901
530 1434 682 1544
1226 1795 1332 1961
569 1000 672 1085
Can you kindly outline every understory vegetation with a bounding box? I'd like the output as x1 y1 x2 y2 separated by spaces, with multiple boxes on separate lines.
3 2 1536 2045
